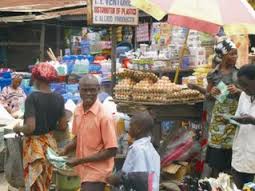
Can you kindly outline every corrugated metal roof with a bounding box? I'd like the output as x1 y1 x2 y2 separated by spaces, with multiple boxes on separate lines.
50 7 86 16
0 0 86 12
0 14 60 22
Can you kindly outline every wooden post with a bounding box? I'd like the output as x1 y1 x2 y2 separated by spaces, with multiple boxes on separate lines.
133 26 137 50
111 26 117 95
40 23 46 61
56 24 61 56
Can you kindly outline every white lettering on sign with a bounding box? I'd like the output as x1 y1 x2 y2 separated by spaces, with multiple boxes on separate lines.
94 0 131 6
91 0 138 25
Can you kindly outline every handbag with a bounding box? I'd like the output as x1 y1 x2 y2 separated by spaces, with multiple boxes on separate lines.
4 133 24 188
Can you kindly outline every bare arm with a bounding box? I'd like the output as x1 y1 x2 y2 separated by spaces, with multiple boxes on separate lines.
68 147 117 167
60 137 77 155
188 83 206 95
56 115 68 131
80 148 117 163
206 82 217 100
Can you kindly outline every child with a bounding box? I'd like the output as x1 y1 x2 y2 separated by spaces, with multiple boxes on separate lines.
107 111 160 191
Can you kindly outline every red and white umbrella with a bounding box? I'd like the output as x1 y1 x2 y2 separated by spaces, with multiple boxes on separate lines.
131 0 255 35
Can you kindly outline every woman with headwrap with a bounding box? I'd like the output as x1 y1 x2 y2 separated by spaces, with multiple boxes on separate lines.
0 74 26 116
14 62 67 191
205 39 242 178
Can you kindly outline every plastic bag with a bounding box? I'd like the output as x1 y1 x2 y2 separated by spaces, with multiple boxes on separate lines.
215 81 229 103
160 128 194 167
46 147 70 170
4 133 24 188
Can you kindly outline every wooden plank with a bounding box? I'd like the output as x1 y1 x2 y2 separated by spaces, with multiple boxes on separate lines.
40 23 46 61
116 102 203 121
0 14 59 22
56 24 61 54
60 15 86 21
0 42 40 46
86 0 93 25
111 26 117 94
113 99 204 106
0 3 87 13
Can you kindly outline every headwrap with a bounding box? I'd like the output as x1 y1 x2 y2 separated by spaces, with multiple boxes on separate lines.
11 73 23 80
214 38 236 63
32 62 57 83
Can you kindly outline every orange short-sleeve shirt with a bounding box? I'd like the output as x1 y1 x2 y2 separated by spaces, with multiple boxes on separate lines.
72 99 118 183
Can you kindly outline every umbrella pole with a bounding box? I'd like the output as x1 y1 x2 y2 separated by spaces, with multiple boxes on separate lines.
174 29 190 83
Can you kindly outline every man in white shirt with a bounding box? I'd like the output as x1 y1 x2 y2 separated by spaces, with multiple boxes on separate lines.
107 111 160 191
231 64 255 189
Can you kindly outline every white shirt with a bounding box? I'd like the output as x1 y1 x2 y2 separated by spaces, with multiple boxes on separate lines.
122 137 160 191
232 92 255 173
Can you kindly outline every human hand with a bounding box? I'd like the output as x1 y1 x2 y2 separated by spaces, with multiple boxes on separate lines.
106 175 121 186
227 84 239 95
66 157 82 167
211 87 221 96
58 148 67 156
188 83 196 90
13 125 23 134
232 114 255 125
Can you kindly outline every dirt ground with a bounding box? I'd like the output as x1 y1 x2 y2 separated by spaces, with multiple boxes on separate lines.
0 173 8 191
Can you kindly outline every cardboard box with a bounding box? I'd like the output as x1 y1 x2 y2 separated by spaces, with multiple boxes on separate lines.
162 162 191 181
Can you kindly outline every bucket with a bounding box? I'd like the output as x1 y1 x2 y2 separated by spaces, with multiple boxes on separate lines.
56 169 80 191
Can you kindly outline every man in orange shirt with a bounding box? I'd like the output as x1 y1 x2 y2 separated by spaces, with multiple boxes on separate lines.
60 74 118 191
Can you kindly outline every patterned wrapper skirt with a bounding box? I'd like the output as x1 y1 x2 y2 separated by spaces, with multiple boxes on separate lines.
23 133 57 191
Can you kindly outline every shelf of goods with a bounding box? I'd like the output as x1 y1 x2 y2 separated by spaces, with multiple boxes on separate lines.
114 69 204 148
130 57 194 81
114 69 204 107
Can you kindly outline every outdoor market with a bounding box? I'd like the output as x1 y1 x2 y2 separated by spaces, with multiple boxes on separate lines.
0 0 255 191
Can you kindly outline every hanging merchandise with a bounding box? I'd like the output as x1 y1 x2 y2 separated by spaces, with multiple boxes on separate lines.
136 23 150 42
231 34 249 68
116 26 123 42
151 22 175 50
159 23 172 48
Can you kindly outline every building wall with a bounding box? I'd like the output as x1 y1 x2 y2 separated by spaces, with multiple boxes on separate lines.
0 22 65 71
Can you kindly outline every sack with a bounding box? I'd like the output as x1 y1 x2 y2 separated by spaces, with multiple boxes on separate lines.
4 133 24 188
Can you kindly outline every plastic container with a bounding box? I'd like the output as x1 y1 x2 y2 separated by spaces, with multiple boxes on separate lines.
73 59 89 75
2 72 11 79
63 56 72 75
86 55 94 64
50 83 66 94
89 63 102 74
55 170 80 191
65 84 79 94
62 93 80 104
0 78 11 90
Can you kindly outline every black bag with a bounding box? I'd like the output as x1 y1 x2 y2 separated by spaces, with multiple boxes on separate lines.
4 134 24 188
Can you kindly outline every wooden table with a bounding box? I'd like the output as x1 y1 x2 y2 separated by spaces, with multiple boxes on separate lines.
115 100 204 149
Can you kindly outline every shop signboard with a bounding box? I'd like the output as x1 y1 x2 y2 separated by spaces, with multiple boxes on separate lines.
87 0 139 26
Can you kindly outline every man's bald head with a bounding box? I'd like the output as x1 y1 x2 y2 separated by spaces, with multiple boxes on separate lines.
79 74 100 109
79 74 100 87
